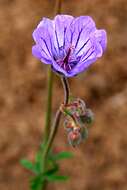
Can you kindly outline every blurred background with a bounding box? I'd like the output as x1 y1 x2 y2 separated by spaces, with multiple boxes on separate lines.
0 0 127 189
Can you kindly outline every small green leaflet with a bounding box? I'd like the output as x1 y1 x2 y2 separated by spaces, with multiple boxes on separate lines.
49 151 73 161
30 175 45 190
46 175 69 182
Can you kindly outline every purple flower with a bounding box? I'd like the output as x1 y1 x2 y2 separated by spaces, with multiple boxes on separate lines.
32 15 107 77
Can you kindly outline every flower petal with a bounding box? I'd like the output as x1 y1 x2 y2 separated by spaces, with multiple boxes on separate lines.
54 15 74 48
68 56 97 77
38 18 60 56
32 17 56 64
33 27 52 58
94 29 107 51
68 39 103 76
32 45 42 59
52 59 69 77
32 45 52 64
65 16 96 53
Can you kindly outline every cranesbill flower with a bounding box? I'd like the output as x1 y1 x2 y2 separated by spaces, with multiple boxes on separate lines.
32 15 107 77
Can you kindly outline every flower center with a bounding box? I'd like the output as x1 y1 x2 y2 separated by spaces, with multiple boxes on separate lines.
56 46 78 72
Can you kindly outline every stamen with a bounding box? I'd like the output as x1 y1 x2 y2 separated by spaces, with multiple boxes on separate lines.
63 47 72 64
68 64 72 70
56 45 77 72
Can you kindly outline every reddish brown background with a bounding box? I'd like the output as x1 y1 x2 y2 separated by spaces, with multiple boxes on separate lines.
0 0 127 189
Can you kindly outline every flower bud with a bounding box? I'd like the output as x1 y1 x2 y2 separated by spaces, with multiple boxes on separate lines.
74 98 86 117
64 116 75 132
68 128 82 147
63 98 86 117
78 109 94 125
80 127 88 140
63 98 94 146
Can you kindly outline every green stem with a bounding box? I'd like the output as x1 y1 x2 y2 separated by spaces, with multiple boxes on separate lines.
43 0 62 147
43 66 53 144
40 1 62 190
41 77 69 190
42 76 70 171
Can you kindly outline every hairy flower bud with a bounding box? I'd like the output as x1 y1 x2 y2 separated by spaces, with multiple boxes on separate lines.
80 127 88 140
62 98 94 146
79 109 94 125
62 98 86 117
64 116 75 132
68 128 82 147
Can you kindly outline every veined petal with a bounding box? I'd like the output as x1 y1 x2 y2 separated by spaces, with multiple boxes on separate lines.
94 29 107 51
32 45 42 59
68 39 103 76
66 16 96 52
94 42 103 58
68 56 97 77
81 37 103 60
75 32 103 64
37 17 53 29
39 18 60 55
32 27 53 59
75 39 92 57
54 15 74 48
32 45 52 64
52 59 69 77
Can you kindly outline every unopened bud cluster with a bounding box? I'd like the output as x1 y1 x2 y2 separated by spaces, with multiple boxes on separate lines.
61 98 94 147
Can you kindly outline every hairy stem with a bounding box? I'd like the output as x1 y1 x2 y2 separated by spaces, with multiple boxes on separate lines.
43 66 53 144
61 77 70 104
41 76 70 171
43 0 62 147
41 1 62 190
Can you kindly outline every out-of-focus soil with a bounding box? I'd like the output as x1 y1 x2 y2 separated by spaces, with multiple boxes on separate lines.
0 0 127 189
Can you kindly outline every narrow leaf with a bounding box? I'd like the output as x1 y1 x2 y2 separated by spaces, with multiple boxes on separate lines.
35 152 42 163
51 151 73 160
44 165 59 176
21 159 34 171
46 175 69 182
30 175 45 190
21 159 40 174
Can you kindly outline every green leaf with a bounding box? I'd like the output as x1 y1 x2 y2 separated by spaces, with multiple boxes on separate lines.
30 175 45 190
46 175 69 182
63 108 72 116
69 95 75 102
51 151 73 160
34 143 45 164
35 152 42 163
44 164 59 176
21 159 34 171
40 143 45 151
20 159 40 174
34 152 42 173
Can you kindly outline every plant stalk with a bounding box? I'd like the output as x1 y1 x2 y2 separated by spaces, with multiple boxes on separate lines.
43 66 53 145
41 1 62 190
43 0 62 147
42 76 70 171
